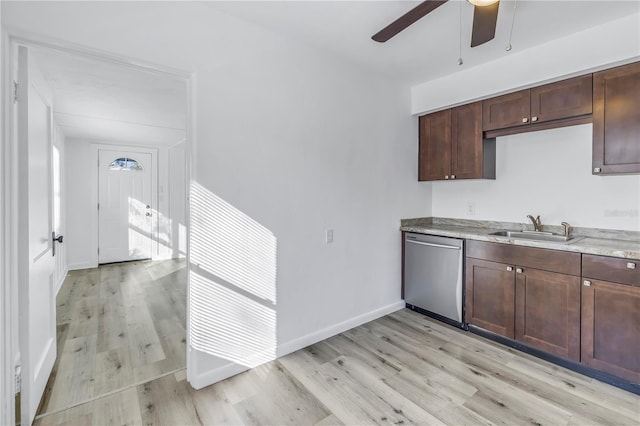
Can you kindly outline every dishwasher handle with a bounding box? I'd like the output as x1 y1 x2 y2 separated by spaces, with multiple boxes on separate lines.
405 239 461 250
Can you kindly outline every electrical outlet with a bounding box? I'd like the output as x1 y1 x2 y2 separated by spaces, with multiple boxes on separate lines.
326 229 334 244
466 202 476 216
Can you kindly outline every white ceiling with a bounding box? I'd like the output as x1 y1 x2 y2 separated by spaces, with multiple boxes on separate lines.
209 0 639 85
29 0 637 146
32 48 187 147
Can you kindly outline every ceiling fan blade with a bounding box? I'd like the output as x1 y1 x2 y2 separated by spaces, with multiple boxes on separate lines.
470 1 500 47
372 0 448 43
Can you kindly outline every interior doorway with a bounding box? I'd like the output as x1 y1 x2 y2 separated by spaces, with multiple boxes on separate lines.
98 149 155 264
6 37 191 426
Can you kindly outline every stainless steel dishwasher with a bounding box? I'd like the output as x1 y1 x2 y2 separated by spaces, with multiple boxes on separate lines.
404 232 466 329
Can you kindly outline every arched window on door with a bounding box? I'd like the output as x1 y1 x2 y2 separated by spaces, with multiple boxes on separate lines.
108 157 143 171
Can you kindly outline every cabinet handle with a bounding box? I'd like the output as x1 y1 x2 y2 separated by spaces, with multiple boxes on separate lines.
628 262 636 270
444 175 449 180
516 268 523 274
584 280 591 287
451 175 456 179
593 167 602 173
522 117 529 123
506 266 513 272
531 116 538 122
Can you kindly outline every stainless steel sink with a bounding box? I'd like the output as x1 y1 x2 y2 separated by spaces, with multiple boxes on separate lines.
488 230 580 243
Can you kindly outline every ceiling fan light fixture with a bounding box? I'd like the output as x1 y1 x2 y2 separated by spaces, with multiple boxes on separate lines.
467 0 499 6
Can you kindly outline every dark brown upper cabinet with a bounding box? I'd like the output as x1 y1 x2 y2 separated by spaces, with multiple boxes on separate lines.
530 75 592 123
483 74 593 136
592 61 640 175
482 89 530 132
419 109 451 181
419 102 495 182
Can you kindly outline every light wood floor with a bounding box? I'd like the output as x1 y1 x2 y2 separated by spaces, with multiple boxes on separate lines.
37 258 187 418
35 288 639 425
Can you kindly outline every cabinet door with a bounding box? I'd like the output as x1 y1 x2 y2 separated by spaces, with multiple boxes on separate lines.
530 74 592 123
465 258 515 338
515 268 580 360
581 279 640 382
482 89 530 131
451 101 483 179
419 109 451 181
593 61 640 174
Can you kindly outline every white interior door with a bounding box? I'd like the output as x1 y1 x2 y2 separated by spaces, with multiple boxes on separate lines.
98 150 153 263
17 46 57 426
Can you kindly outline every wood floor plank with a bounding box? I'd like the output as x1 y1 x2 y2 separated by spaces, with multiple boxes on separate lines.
328 355 447 425
37 277 638 426
506 357 640 421
45 335 97 412
279 350 385 425
93 347 133 396
185 377 245 425
137 374 200 426
38 259 187 417
233 362 330 425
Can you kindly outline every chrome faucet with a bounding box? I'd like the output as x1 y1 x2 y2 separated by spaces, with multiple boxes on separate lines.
527 215 542 232
561 222 571 237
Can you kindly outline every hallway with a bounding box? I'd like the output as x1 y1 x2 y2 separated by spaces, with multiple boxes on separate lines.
36 259 187 419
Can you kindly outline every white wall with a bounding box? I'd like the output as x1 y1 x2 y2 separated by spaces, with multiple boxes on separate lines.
64 138 95 269
168 141 186 258
52 125 67 291
2 1 432 387
411 13 640 114
432 125 640 231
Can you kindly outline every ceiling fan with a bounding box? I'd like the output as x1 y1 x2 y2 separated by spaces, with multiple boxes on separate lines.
372 0 501 47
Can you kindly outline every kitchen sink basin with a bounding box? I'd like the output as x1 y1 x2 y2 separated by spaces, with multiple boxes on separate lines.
488 230 580 243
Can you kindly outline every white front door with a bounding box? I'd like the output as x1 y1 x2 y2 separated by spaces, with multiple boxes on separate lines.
17 45 57 426
98 149 153 263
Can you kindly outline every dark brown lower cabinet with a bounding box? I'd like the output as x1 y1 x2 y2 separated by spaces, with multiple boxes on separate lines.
465 258 515 338
515 268 581 361
464 241 639 386
581 279 640 383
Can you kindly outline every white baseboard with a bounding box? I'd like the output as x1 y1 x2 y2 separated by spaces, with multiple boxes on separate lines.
55 268 68 295
188 300 405 390
67 262 98 271
275 300 405 357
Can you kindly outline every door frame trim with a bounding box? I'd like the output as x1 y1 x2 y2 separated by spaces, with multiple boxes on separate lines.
1 29 195 425
95 145 159 265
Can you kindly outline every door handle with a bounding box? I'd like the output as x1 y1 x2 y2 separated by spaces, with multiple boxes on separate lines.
52 232 64 257
405 240 461 250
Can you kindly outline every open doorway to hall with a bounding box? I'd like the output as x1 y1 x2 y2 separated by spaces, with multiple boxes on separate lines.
16 43 189 424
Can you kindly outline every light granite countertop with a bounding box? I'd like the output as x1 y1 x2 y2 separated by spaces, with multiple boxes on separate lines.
400 218 640 260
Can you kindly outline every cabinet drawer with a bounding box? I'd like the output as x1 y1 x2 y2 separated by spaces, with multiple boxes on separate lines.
582 254 640 287
466 240 580 276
